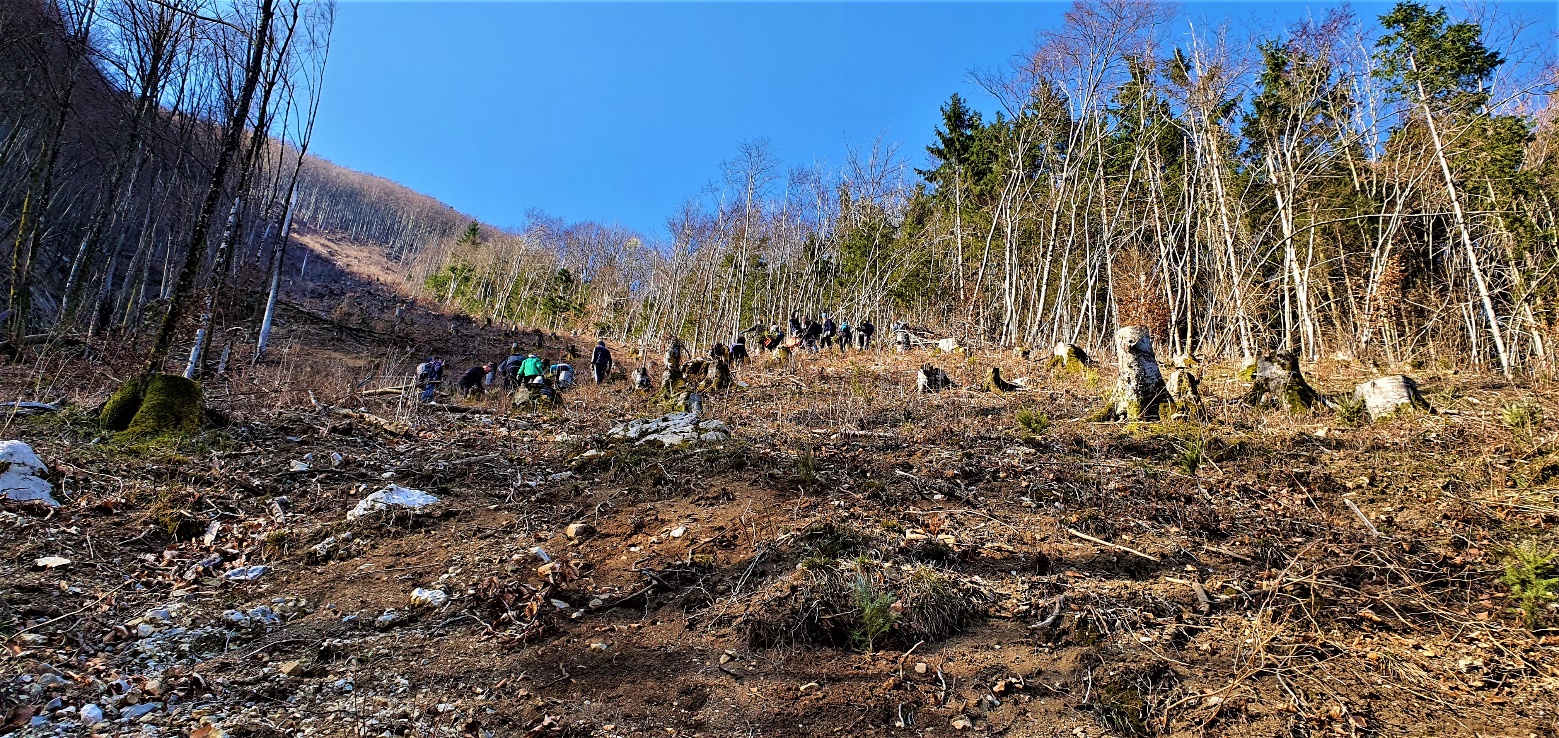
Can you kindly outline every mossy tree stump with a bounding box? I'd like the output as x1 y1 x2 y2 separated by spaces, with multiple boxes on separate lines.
1096 327 1169 421
1244 351 1327 413
101 373 205 436
982 367 1019 393
1048 342 1091 374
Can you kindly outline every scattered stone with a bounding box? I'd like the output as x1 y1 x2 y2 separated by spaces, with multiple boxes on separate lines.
589 642 609 651
0 440 58 506
34 556 71 569
278 660 309 677
670 526 687 539
564 522 593 540
79 704 103 724
37 674 67 688
269 496 291 517
410 588 449 608
222 605 282 629
799 682 820 693
548 471 575 481
348 484 440 520
608 412 730 448
222 565 270 581
121 702 162 721
309 533 354 561
951 715 973 730
289 460 310 472
914 662 928 674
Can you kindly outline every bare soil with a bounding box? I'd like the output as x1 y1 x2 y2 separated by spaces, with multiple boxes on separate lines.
2 236 1557 738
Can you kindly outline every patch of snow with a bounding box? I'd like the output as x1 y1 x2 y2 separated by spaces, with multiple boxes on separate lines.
0 440 57 506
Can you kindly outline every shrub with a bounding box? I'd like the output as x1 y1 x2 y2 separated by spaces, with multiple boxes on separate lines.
1501 539 1558 628
1335 395 1367 426
1501 402 1544 445
850 573 899 653
1016 407 1050 435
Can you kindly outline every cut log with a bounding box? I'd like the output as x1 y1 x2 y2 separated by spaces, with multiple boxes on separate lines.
936 337 964 353
310 399 408 437
916 365 952 393
1048 342 1091 373
1353 375 1433 420
1095 327 1168 421
1244 351 1327 413
982 366 1019 394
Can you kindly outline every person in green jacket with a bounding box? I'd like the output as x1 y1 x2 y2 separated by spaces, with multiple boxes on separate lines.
519 354 546 381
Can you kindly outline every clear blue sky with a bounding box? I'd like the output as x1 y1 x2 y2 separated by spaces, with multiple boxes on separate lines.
311 1 1556 239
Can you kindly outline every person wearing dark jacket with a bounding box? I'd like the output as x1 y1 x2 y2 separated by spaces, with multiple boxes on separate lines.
496 353 526 388
803 318 823 351
859 319 876 349
458 364 491 397
730 336 748 363
821 315 837 350
590 340 613 384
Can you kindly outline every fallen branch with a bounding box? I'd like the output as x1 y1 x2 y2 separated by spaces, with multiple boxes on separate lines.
309 390 409 436
1343 497 1382 538
1066 527 1160 562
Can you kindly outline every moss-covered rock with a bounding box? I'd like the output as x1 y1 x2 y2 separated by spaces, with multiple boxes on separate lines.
102 373 205 436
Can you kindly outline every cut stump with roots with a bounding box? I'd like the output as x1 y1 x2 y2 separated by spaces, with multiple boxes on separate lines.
916 365 952 393
1049 342 1091 374
101 373 205 437
1244 351 1328 413
982 366 1020 394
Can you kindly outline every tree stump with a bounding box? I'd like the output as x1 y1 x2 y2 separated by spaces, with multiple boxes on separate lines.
1354 375 1432 420
631 367 651 391
982 367 1019 393
1166 364 1204 416
101 373 205 436
894 330 912 352
1048 342 1091 374
704 359 732 391
1244 351 1326 413
1097 327 1168 421
916 365 952 393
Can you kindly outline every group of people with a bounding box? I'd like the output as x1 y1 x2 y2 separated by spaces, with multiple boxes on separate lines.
414 311 898 404
757 313 876 352
415 339 617 404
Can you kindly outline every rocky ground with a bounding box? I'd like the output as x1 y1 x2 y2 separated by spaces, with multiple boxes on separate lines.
2 240 1557 738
